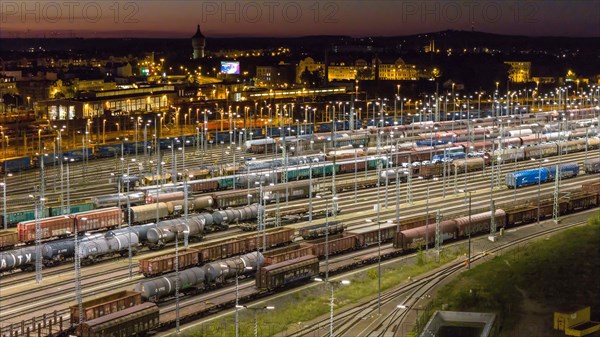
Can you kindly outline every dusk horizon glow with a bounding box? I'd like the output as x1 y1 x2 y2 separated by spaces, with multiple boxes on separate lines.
0 0 598 38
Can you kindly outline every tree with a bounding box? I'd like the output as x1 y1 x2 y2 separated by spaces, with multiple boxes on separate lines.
300 67 324 87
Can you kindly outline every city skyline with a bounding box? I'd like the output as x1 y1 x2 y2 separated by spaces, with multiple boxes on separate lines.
0 0 598 38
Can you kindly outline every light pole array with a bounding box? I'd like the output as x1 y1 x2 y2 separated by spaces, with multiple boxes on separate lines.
235 266 254 337
235 305 275 337
314 278 350 336
459 189 472 269
1 173 12 230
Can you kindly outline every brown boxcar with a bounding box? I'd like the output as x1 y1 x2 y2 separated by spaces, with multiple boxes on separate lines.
70 290 142 324
256 255 319 291
399 214 437 231
244 227 295 251
567 192 598 212
189 179 220 192
419 164 445 179
79 302 159 337
452 158 488 173
454 210 507 237
504 206 539 226
302 234 357 257
524 143 558 158
581 181 600 194
72 208 122 232
263 245 313 266
394 220 458 251
197 239 248 263
347 222 399 247
17 216 74 242
139 248 200 277
0 230 19 250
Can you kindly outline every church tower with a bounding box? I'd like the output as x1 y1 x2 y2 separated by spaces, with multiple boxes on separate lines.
192 24 206 59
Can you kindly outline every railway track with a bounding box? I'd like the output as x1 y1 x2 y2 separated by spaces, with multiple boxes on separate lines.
0 149 597 334
333 219 588 337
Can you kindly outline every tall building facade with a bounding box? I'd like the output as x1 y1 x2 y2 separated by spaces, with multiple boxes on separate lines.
192 25 206 59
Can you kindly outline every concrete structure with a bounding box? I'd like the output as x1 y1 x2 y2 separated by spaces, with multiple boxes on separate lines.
192 25 206 59
420 311 497 337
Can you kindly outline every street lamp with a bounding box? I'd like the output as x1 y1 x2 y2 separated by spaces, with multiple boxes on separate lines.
531 158 549 226
314 278 350 336
2 173 13 229
165 226 189 334
235 266 254 337
316 195 339 280
458 189 472 269
235 305 275 337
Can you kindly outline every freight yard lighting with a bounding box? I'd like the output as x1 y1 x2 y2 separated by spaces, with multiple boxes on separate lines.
316 195 338 280
531 158 549 226
2 173 13 230
164 226 190 334
235 305 275 337
458 189 472 269
235 266 254 337
314 278 350 336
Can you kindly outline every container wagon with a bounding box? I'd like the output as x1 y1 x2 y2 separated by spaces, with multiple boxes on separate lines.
584 157 600 174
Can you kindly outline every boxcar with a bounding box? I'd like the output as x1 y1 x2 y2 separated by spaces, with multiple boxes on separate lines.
0 156 32 173
0 230 19 250
524 143 558 158
197 239 248 263
454 210 507 237
302 234 357 257
393 220 457 251
73 208 122 231
126 203 169 224
581 181 600 194
188 178 220 192
504 206 538 226
70 290 142 324
139 248 200 277
243 227 295 252
17 216 74 242
256 255 319 291
505 168 548 188
263 244 313 266
549 163 580 180
347 223 399 247
79 302 159 337
567 192 598 212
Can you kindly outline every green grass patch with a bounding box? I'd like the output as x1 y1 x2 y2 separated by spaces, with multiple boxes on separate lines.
180 246 466 337
433 213 600 335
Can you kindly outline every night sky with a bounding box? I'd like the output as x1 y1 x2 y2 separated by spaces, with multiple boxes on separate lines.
1 0 598 38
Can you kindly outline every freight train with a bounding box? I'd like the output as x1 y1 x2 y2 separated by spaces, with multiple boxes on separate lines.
135 252 264 302
0 204 261 274
256 182 600 292
505 162 580 188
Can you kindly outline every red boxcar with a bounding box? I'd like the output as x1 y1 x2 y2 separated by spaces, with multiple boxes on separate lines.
73 207 122 231
17 216 74 242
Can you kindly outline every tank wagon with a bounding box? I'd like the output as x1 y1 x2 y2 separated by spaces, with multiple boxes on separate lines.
136 252 264 302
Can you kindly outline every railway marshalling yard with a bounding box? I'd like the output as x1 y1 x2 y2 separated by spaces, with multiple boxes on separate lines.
1 130 599 337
